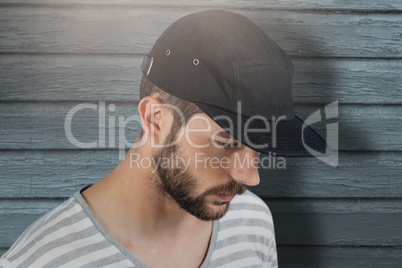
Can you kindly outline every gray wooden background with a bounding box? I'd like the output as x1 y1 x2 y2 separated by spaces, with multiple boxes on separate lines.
1 0 401 267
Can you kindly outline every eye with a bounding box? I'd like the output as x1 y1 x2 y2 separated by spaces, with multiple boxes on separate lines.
215 140 239 149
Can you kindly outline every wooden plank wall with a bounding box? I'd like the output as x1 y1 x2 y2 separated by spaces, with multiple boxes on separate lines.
0 0 401 266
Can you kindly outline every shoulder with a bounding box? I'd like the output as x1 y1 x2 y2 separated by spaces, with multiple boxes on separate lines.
234 189 271 210
0 195 90 266
208 190 278 267
226 190 274 223
217 189 276 239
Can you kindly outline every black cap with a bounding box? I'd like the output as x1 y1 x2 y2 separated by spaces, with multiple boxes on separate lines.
141 10 331 157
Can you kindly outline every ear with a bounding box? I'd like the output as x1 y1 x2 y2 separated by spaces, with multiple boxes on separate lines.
138 96 166 145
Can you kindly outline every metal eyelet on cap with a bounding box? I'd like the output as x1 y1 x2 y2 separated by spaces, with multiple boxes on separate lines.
193 59 200 65
166 49 171 56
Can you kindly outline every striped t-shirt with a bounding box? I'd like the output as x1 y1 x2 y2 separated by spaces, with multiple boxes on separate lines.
0 189 278 268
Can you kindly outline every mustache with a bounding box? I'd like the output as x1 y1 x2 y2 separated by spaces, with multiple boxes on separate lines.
203 181 247 196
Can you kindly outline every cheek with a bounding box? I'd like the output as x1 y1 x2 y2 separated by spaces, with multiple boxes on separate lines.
179 135 234 177
189 148 232 181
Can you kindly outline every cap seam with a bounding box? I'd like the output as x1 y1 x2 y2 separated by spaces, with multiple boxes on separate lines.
197 21 237 111
235 61 293 71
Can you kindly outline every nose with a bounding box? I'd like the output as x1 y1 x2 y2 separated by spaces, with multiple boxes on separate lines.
230 147 261 186
232 168 260 186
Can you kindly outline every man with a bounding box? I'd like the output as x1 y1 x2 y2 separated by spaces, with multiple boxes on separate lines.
0 10 329 267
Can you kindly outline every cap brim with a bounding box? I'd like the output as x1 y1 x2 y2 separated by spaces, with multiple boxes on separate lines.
195 102 331 157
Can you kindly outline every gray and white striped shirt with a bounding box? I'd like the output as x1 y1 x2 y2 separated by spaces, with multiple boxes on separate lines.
1 190 278 268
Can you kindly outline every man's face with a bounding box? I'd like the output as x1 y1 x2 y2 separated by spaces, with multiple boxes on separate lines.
151 113 258 221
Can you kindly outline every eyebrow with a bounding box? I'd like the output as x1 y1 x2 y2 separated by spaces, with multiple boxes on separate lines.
215 130 236 141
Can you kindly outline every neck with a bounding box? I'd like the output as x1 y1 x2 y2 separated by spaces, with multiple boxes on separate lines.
81 145 210 246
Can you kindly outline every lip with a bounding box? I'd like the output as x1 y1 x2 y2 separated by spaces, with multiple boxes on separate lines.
215 194 235 201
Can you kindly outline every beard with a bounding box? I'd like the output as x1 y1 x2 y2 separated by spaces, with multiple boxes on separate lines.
151 129 247 221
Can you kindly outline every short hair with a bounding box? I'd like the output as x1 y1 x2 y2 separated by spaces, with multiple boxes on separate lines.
139 75 203 138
